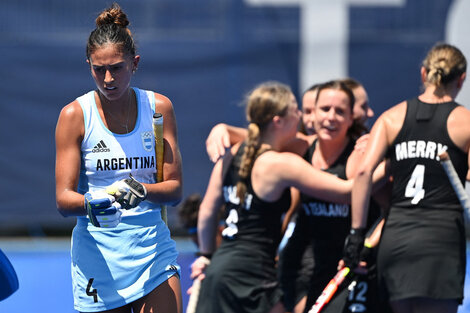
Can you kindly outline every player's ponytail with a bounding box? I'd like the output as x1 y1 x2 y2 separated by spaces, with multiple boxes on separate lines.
422 43 466 88
236 123 261 205
95 3 130 29
236 82 293 206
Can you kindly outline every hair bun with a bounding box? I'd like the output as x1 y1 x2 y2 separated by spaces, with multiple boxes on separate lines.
95 3 130 28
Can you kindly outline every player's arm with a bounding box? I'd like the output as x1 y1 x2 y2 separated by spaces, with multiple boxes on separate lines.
351 116 390 229
352 103 404 229
143 94 183 206
347 136 390 191
279 132 313 156
198 144 236 256
56 101 125 227
447 105 470 180
206 123 313 162
281 187 301 235
267 152 353 204
55 100 87 216
206 123 247 162
341 104 404 269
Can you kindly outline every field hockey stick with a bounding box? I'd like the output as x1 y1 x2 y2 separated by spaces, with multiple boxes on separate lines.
439 151 470 219
186 257 211 313
153 112 167 224
307 216 383 313
308 267 350 313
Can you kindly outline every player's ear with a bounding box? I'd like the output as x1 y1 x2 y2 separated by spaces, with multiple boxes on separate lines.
132 55 140 73
420 66 427 84
457 72 466 89
272 115 283 129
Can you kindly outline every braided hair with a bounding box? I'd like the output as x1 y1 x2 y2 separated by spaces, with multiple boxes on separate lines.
236 82 293 205
422 43 466 88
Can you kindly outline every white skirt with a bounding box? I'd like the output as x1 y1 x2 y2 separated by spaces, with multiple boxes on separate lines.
71 209 180 312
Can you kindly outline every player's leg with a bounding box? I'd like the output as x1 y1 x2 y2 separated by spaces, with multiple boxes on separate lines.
131 275 182 313
389 298 412 313
269 301 286 313
293 296 307 313
413 297 458 313
81 303 131 313
390 297 458 313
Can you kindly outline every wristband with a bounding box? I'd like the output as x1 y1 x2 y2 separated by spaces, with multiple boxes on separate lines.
195 252 213 259
350 227 366 236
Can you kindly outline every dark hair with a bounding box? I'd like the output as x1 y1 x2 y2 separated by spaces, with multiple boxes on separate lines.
340 78 361 91
298 83 322 135
177 193 202 230
303 83 322 95
315 80 356 137
340 78 369 137
86 3 136 60
315 80 355 113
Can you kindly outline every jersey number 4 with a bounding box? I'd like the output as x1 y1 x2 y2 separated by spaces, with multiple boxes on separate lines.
222 209 238 239
405 164 425 204
86 278 98 303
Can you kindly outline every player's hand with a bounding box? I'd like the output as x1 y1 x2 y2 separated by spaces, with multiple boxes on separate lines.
190 256 211 281
106 175 147 210
354 133 370 153
206 123 231 163
84 191 123 228
342 228 365 269
359 244 374 265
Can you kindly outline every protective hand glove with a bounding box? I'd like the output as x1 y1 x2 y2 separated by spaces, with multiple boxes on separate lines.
84 191 123 228
106 174 147 210
359 243 374 266
343 228 366 269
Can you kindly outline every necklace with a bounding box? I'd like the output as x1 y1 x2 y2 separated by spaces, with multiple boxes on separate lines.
100 91 132 133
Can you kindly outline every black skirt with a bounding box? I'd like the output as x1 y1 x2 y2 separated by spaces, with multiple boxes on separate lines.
377 207 466 302
196 243 282 313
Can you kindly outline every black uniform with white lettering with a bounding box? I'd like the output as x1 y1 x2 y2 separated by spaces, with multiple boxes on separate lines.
379 98 467 302
278 139 381 313
298 139 354 313
196 144 291 313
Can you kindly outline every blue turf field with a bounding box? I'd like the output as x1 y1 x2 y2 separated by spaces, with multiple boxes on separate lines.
1 238 470 313
0 238 197 313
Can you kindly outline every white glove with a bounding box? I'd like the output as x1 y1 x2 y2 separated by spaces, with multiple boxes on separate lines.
84 191 123 228
106 175 147 210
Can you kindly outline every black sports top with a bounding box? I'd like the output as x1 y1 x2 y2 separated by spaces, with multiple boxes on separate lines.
387 98 468 211
299 139 354 243
221 143 292 257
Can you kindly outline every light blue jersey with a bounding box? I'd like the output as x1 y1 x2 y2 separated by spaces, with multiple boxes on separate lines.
72 88 180 312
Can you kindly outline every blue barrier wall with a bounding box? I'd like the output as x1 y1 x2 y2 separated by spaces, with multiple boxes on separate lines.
1 0 468 233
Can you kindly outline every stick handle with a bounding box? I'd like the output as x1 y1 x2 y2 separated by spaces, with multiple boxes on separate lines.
153 113 167 224
439 151 470 218
186 278 202 313
186 258 211 313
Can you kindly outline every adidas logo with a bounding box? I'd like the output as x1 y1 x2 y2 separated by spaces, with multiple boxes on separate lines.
166 264 179 272
92 140 111 153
